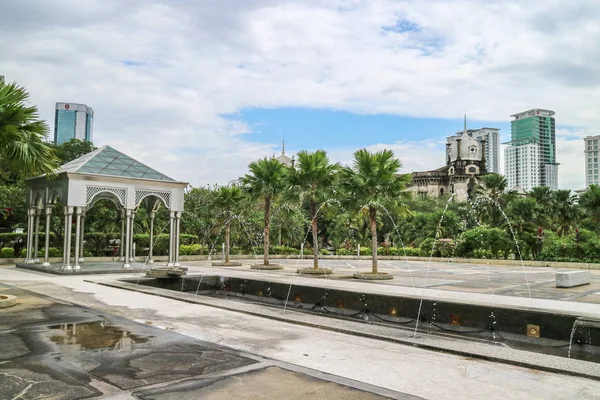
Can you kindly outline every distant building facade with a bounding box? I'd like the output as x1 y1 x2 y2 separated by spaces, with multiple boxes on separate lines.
54 102 94 144
504 109 558 192
410 128 487 201
447 128 500 174
585 135 600 187
273 140 294 167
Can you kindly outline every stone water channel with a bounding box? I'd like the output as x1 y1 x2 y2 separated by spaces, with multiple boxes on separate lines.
131 275 600 364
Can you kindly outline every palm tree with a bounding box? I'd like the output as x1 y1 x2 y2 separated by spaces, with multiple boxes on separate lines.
474 173 515 226
338 149 411 275
579 184 600 228
288 150 339 270
0 77 58 178
241 157 288 266
527 186 553 228
552 189 580 236
506 197 539 233
213 184 246 263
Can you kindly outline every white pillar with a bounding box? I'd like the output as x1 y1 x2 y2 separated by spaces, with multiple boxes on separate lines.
174 211 181 267
119 209 125 261
73 207 82 270
33 208 41 262
129 210 136 263
167 211 175 266
61 206 73 271
25 207 35 263
122 209 132 268
42 205 53 267
79 210 86 263
148 211 155 264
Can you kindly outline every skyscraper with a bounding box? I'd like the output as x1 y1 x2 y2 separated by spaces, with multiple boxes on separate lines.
447 127 500 174
584 135 600 187
53 102 94 144
504 109 558 192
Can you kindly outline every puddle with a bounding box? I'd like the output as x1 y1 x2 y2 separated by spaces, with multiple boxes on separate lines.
49 321 149 350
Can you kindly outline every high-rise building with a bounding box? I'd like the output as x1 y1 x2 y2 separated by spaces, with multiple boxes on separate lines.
584 135 600 187
447 127 500 173
504 109 558 192
53 102 94 144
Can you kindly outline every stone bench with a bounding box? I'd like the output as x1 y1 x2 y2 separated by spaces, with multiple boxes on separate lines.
556 270 590 288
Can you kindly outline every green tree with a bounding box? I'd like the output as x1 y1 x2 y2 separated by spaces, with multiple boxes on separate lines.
0 77 58 178
241 157 288 266
53 138 96 164
579 184 600 229
288 150 339 269
552 189 580 236
338 149 411 275
212 184 246 263
473 173 515 226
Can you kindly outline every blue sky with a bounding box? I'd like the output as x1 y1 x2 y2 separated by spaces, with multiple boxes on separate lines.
2 0 598 189
231 108 512 151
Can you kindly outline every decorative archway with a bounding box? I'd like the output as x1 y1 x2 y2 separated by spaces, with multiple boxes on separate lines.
24 145 188 270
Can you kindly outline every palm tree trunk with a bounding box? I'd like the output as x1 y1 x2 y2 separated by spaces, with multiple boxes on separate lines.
225 217 231 263
369 206 378 274
263 196 271 266
311 201 319 270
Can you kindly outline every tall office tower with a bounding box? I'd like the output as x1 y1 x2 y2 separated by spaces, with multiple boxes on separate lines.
584 135 600 187
53 102 94 144
447 127 500 173
504 109 558 192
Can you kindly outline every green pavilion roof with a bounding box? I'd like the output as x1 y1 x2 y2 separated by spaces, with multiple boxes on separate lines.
58 145 175 181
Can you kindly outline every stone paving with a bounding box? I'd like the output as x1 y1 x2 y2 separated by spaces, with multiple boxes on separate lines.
188 258 600 303
1 262 600 399
0 282 411 399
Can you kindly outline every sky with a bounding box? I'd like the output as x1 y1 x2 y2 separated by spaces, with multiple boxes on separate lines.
1 0 598 189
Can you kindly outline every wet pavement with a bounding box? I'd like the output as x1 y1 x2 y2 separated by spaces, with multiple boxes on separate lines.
0 283 413 399
1 264 600 399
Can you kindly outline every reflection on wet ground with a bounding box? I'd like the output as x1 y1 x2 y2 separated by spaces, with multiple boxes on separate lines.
49 321 149 350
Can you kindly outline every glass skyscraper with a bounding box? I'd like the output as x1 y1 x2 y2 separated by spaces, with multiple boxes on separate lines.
53 102 94 144
504 109 558 191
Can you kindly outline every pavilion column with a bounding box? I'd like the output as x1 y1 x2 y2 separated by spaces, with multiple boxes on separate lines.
73 207 82 270
42 205 53 267
119 209 125 261
148 210 155 264
122 209 132 268
79 210 86 263
33 208 41 263
129 210 136 263
61 206 73 271
174 211 181 267
167 211 175 266
25 207 35 263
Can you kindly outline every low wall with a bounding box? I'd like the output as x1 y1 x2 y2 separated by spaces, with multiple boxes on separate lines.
2 254 599 270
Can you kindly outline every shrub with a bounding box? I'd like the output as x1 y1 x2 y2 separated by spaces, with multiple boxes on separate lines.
359 246 372 256
335 248 354 256
319 248 330 255
179 244 205 255
272 246 300 255
419 238 437 257
1 247 15 258
395 247 420 257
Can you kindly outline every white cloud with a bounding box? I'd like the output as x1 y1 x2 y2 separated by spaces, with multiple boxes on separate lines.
1 0 598 187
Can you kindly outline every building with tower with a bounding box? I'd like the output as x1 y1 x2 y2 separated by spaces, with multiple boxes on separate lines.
273 140 294 167
54 102 94 145
504 109 558 192
447 127 500 174
409 119 487 201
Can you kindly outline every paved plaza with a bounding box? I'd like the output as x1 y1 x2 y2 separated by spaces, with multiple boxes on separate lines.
1 259 599 399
